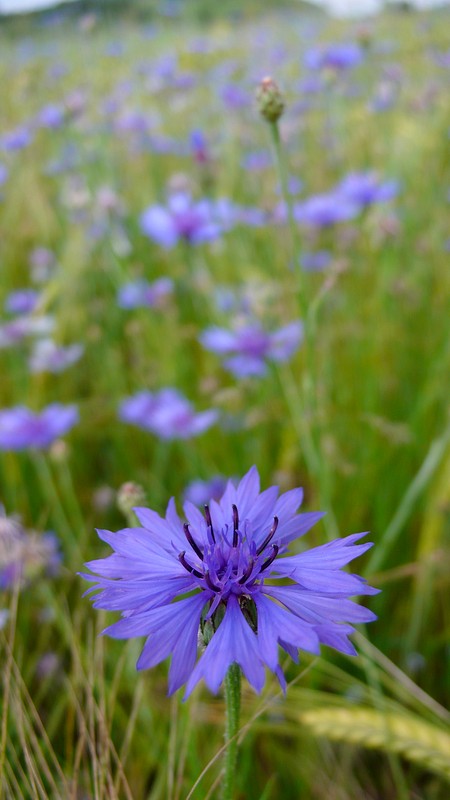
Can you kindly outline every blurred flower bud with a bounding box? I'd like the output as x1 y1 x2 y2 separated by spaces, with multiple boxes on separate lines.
117 482 147 524
256 77 285 124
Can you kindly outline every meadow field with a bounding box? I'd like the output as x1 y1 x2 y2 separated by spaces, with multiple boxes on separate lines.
0 3 449 798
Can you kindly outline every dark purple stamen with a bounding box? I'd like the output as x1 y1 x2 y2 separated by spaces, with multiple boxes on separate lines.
238 559 254 584
204 504 216 543
183 523 204 561
232 504 239 547
205 571 221 592
256 516 279 556
260 544 279 573
178 551 203 579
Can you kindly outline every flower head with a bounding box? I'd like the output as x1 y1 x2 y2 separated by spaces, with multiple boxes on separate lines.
4 289 40 315
140 192 221 249
0 508 61 589
200 320 303 378
28 339 84 374
305 43 364 72
117 278 173 309
119 388 218 440
294 192 359 227
336 172 399 207
82 467 377 697
0 404 78 451
255 76 285 124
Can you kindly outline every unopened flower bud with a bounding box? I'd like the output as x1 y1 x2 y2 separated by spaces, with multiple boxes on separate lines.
117 482 146 525
256 76 285 124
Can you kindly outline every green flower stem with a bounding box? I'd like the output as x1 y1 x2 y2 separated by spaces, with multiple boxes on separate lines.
268 119 339 539
221 662 242 800
31 450 82 562
268 121 304 303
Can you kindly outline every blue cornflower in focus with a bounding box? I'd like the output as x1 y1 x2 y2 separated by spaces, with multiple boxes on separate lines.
119 388 218 440
82 466 377 696
0 404 78 451
200 320 303 377
140 192 221 249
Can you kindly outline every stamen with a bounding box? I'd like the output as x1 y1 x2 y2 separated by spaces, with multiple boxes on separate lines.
178 551 203 579
256 516 279 556
204 504 216 543
183 523 204 560
205 571 221 592
238 559 254 584
260 544 279 573
232 504 239 547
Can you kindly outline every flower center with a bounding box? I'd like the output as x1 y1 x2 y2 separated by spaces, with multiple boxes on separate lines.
177 504 279 603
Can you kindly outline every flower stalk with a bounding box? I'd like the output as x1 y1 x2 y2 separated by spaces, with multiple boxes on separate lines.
221 662 242 800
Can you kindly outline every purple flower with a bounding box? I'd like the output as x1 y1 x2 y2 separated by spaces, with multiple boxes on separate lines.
241 151 271 171
2 126 33 152
200 321 303 378
221 84 250 109
28 339 84 374
82 466 377 696
300 251 332 272
184 476 228 507
305 43 364 72
0 164 8 187
36 104 65 129
0 404 78 451
190 129 209 164
0 510 61 589
28 247 56 283
117 278 173 309
140 192 221 248
4 289 39 315
119 389 218 440
336 172 399 207
0 315 55 349
294 192 359 227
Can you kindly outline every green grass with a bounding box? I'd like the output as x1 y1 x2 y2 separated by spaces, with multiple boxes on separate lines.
0 5 449 799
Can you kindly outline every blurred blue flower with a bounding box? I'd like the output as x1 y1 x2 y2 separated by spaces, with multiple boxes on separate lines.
140 192 221 248
119 389 218 440
28 339 84 374
36 104 65 129
0 404 78 451
305 42 364 71
0 164 8 187
221 83 250 109
300 251 332 271
294 192 359 227
82 466 377 696
184 475 228 507
336 172 399 207
2 126 33 152
190 129 209 164
0 315 55 349
117 278 173 309
0 510 61 589
4 289 39 315
200 320 303 378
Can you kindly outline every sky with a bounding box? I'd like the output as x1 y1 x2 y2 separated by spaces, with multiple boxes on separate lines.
0 0 448 15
